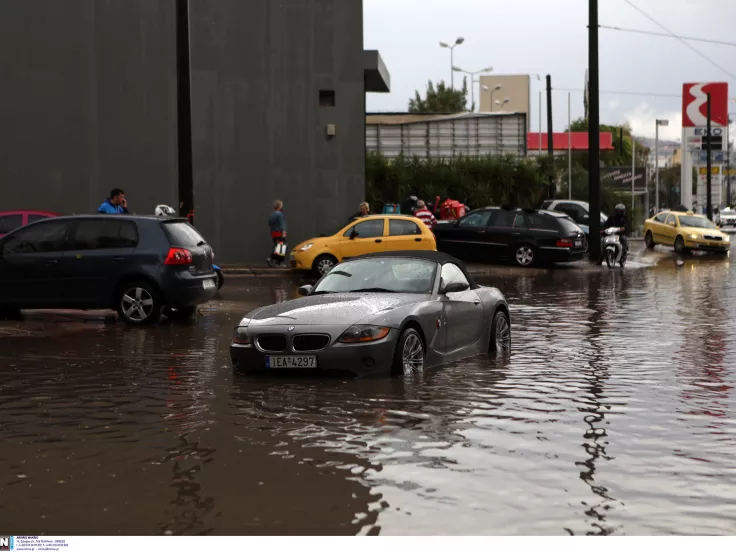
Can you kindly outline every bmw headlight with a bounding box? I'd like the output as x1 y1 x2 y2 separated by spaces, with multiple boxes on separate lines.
338 325 390 343
296 243 314 252
232 327 252 346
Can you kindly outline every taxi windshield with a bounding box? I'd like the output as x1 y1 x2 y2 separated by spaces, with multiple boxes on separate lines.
678 216 717 229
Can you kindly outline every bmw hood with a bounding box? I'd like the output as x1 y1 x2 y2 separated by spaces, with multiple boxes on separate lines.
241 294 427 327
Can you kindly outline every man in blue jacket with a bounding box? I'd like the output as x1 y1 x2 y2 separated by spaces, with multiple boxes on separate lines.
98 188 129 214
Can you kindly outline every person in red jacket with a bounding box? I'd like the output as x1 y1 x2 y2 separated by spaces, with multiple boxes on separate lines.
413 200 436 228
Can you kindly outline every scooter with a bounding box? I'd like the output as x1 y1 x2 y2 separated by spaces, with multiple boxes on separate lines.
155 204 223 289
601 227 625 268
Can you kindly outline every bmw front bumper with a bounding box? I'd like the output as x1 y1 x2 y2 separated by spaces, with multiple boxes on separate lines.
230 328 400 377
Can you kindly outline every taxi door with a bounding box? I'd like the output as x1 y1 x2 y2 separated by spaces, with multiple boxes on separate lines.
663 214 678 245
336 217 387 261
382 218 429 252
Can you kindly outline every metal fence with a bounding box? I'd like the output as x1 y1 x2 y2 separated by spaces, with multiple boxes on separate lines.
366 113 527 159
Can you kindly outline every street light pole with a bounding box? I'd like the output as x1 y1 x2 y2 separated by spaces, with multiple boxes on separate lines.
655 119 669 213
439 37 465 88
588 0 602 261
707 93 713 220
455 66 493 111
568 92 572 200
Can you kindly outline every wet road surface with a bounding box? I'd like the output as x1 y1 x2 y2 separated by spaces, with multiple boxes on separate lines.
1 246 735 535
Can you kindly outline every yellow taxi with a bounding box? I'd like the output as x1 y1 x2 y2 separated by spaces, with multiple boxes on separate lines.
290 215 437 276
644 210 730 254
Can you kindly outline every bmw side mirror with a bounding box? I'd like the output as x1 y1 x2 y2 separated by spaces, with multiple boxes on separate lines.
298 285 313 297
442 282 470 294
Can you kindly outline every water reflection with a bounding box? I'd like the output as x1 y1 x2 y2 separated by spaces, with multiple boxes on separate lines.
1 254 736 534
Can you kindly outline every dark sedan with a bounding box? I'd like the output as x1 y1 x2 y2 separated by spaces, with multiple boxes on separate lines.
433 207 587 267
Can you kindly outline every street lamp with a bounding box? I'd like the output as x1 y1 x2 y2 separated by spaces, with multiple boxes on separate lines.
439 37 465 88
494 97 510 111
655 118 669 213
488 84 502 111
454 65 493 111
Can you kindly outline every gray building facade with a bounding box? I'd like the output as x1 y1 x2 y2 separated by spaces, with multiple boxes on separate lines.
0 0 389 264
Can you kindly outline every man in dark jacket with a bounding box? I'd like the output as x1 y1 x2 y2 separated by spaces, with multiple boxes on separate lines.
603 203 629 259
267 199 287 267
400 191 419 215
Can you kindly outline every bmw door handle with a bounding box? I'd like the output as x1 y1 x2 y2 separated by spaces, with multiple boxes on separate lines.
474 299 481 306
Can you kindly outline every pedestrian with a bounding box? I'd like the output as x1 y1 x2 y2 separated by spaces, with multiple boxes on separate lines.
98 188 129 214
348 202 371 223
413 200 436 228
267 199 287 268
400 190 419 215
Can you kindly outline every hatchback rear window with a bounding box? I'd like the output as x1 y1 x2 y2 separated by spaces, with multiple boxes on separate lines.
162 221 207 246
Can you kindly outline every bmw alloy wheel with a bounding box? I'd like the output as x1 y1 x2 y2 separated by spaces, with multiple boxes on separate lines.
515 245 534 267
494 314 511 352
121 287 155 322
402 333 424 374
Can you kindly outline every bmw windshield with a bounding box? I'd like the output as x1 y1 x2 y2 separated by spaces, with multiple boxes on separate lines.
313 258 437 294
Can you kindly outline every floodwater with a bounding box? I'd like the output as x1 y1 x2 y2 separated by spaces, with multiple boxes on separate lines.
1 247 736 535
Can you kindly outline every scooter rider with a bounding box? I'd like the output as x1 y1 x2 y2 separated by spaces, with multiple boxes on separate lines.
602 203 629 260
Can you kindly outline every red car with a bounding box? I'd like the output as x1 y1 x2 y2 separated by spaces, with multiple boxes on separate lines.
0 210 60 238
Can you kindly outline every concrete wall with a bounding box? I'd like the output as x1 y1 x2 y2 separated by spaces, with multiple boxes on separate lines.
189 0 367 263
0 0 368 264
0 0 179 215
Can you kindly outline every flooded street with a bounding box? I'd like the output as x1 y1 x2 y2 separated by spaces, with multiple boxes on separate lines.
2 249 736 535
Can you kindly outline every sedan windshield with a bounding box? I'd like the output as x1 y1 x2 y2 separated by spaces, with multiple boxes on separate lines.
679 216 717 229
313 258 437 294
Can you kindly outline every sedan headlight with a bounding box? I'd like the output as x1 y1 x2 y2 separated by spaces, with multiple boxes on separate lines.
724 234 730 242
296 243 314 252
232 327 252 346
338 325 390 343
689 234 699 240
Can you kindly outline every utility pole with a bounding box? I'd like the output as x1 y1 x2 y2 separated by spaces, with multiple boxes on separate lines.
546 74 554 199
175 0 194 220
588 0 601 261
706 93 713 221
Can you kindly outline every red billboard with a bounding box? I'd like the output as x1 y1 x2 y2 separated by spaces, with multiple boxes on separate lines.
682 82 729 127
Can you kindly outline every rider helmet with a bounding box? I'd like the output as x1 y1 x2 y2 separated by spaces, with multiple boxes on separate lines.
154 204 176 217
615 203 625 214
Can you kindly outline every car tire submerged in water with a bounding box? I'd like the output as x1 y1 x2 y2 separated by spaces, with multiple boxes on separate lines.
116 281 161 325
313 254 338 277
489 310 511 354
645 231 655 249
163 306 197 321
514 244 535 267
674 235 687 255
392 328 425 376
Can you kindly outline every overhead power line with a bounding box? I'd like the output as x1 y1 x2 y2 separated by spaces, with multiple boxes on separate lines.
554 87 680 99
601 24 736 48
622 0 736 81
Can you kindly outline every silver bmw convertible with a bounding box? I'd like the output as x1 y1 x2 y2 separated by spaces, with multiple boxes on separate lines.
230 251 510 377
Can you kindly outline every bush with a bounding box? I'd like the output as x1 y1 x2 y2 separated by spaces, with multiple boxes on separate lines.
366 153 552 211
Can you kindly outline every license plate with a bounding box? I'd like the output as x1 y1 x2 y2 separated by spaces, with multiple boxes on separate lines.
203 279 216 290
266 355 317 369
575 240 583 247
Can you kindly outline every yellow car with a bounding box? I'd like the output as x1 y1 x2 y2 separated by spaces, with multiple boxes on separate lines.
644 210 730 254
290 215 437 276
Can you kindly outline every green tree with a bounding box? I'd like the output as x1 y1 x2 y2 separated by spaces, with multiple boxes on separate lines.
408 78 473 113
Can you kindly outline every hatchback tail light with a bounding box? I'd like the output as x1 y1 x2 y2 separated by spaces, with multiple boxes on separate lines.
164 247 193 265
556 238 574 248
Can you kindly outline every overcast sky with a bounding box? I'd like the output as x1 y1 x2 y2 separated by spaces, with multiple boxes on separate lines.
364 0 736 142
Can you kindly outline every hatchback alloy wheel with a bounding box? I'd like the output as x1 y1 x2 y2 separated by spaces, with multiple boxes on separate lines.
121 286 155 323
